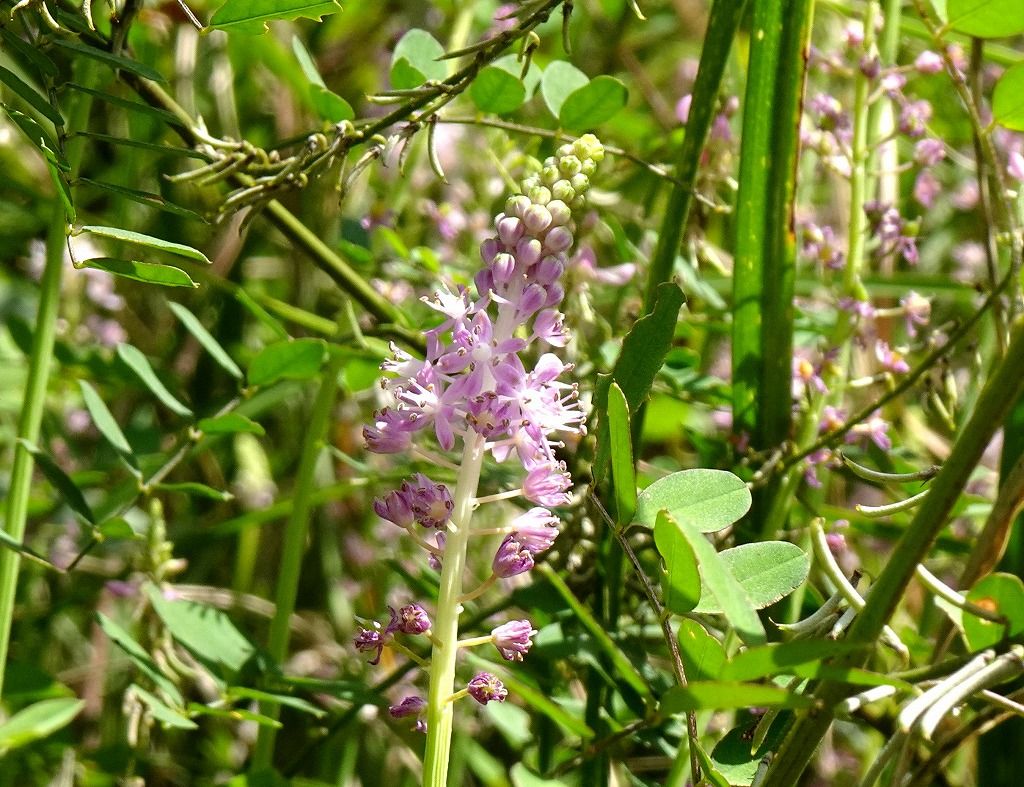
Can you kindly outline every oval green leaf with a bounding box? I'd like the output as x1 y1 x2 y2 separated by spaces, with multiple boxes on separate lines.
541 61 589 119
947 0 1024 38
654 510 700 614
677 618 727 682
469 63 527 114
634 468 751 533
0 698 85 753
390 29 446 89
79 226 210 263
963 572 1024 651
693 541 810 614
80 258 198 288
993 62 1024 131
117 343 194 417
248 338 326 386
559 75 628 130
168 302 243 379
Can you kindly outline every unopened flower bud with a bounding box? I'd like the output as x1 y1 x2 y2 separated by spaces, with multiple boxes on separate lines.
374 488 415 528
551 180 576 203
491 620 538 661
491 252 517 284
395 603 431 635
467 672 507 704
506 194 531 218
544 226 574 254
570 173 590 193
389 695 426 718
535 256 564 285
528 185 552 205
497 216 524 246
546 200 572 226
558 155 582 177
523 204 553 233
541 165 560 185
493 535 534 578
915 50 943 74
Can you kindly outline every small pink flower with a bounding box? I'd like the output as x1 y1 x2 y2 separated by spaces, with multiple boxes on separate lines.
491 620 537 661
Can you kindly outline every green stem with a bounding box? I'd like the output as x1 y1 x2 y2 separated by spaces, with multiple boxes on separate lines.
0 58 96 700
423 431 487 787
252 353 344 766
761 316 1024 787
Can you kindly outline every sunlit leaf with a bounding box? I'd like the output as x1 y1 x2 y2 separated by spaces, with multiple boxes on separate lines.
197 413 265 436
131 685 197 730
79 258 198 288
559 75 628 130
248 338 326 386
117 343 194 417
661 681 812 713
947 0 1024 37
78 380 134 459
469 61 527 114
993 62 1024 131
168 302 244 379
210 0 342 34
634 469 751 533
693 541 809 614
52 39 165 83
79 226 210 263
0 65 63 126
541 61 589 118
0 698 84 753
963 572 1024 651
606 382 636 526
390 29 446 89
654 510 700 614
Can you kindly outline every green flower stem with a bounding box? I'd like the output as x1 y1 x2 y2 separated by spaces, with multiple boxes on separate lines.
0 62 96 700
252 353 344 767
423 431 487 787
762 315 1024 787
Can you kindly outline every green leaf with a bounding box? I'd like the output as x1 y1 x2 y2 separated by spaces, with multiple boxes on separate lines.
2 105 67 169
593 282 685 483
19 440 94 524
132 685 197 730
78 380 134 459
79 258 198 288
390 29 447 89
155 482 233 502
660 681 812 713
168 303 243 379
210 0 342 34
51 39 166 83
197 413 265 436
654 510 700 614
541 61 589 119
65 84 186 129
0 698 84 753
658 512 766 644
98 518 137 540
248 338 326 386
469 61 527 114
634 468 751 533
117 343 193 417
993 62 1024 131
96 613 183 705
226 686 326 718
559 75 627 130
721 641 866 682
291 36 354 122
79 226 210 263
963 572 1024 651
677 619 727 682
146 585 255 676
0 65 63 126
0 28 58 80
695 743 732 787
693 541 810 614
711 721 786 787
947 0 1024 37
607 382 636 526
188 703 282 727
77 179 205 221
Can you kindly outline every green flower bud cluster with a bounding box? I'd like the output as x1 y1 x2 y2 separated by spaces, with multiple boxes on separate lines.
520 134 605 211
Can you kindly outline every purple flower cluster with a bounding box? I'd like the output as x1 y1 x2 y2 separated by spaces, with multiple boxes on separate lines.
357 134 605 722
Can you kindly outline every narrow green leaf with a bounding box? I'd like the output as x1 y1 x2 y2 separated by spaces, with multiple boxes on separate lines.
665 511 766 644
0 28 59 79
694 743 732 787
51 39 166 83
77 179 205 221
247 338 326 386
722 641 866 682
559 75 628 130
654 510 701 614
390 29 447 89
73 131 208 159
197 413 265 436
677 619 727 682
660 681 811 713
947 0 1024 37
0 65 63 126
469 62 527 114
96 613 183 705
593 282 685 483
227 686 325 718
607 382 636 526
541 61 589 119
47 159 75 224
210 0 342 33
168 303 243 379
155 482 233 501
131 685 197 730
187 703 282 727
19 440 94 524
65 84 185 128
3 105 68 169
0 529 58 569
80 258 198 288
79 226 210 263
993 62 1024 131
146 585 255 675
117 343 194 417
634 469 751 533
291 36 354 121
693 541 810 614
291 35 327 88
0 698 84 753
78 380 134 458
